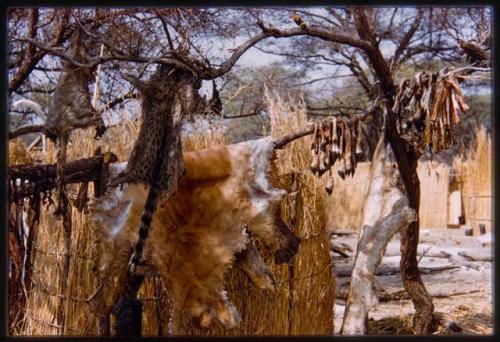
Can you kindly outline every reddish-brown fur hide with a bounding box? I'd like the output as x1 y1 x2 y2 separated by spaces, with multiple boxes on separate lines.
89 137 298 334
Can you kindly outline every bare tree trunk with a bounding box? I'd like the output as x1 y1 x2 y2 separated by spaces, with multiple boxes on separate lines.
59 197 72 335
349 9 435 334
386 120 435 334
341 132 417 335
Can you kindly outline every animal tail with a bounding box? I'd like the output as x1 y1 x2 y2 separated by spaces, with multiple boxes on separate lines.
127 183 161 273
12 99 47 119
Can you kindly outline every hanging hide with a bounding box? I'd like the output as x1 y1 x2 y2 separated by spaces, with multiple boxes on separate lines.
43 26 105 216
88 137 299 334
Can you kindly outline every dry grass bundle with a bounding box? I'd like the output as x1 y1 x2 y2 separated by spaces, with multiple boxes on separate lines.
20 128 103 336
368 314 414 335
266 89 334 335
369 307 492 336
323 162 370 231
416 161 449 229
16 119 152 336
182 119 228 151
453 125 492 233
9 139 34 165
435 305 492 335
325 159 454 231
416 125 491 231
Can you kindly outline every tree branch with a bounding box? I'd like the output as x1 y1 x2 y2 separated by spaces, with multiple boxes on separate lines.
353 7 378 46
103 92 140 111
9 124 45 140
20 37 190 71
273 125 314 149
205 22 371 79
9 9 70 94
348 54 374 99
307 104 365 112
392 9 424 67
26 9 39 61
352 9 395 96
153 10 175 50
292 9 341 27
8 154 117 201
222 112 262 119
273 108 379 149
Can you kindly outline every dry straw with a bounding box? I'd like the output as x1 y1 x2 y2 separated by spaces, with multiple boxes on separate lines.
16 119 143 336
264 89 334 335
452 126 492 233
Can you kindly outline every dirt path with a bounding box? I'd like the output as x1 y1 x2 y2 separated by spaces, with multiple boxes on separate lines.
330 228 493 335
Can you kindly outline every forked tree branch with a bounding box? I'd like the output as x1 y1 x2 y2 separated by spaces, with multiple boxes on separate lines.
392 8 424 66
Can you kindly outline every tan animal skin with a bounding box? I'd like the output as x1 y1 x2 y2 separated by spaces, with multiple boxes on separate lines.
89 137 299 334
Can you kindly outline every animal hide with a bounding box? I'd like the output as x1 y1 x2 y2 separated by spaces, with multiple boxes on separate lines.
45 26 105 140
109 65 202 192
88 137 299 334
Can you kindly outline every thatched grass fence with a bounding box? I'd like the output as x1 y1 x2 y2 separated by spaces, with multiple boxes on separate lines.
8 92 335 336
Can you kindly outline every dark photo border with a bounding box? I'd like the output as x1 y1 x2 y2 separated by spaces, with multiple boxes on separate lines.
1 1 498 341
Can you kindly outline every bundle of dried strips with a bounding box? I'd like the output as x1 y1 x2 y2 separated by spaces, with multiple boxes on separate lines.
424 72 469 152
308 116 364 195
392 69 471 153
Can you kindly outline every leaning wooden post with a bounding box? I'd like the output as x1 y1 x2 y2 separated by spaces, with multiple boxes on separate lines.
340 130 417 335
60 194 72 335
113 274 145 336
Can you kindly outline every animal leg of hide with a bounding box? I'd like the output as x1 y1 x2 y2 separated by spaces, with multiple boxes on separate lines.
212 290 241 329
87 238 131 316
235 239 276 291
340 133 417 335
167 277 242 333
154 254 238 334
182 289 240 331
87 187 138 316
171 289 221 334
274 217 300 264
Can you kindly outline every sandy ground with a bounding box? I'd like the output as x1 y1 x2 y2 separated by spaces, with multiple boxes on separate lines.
331 227 493 335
